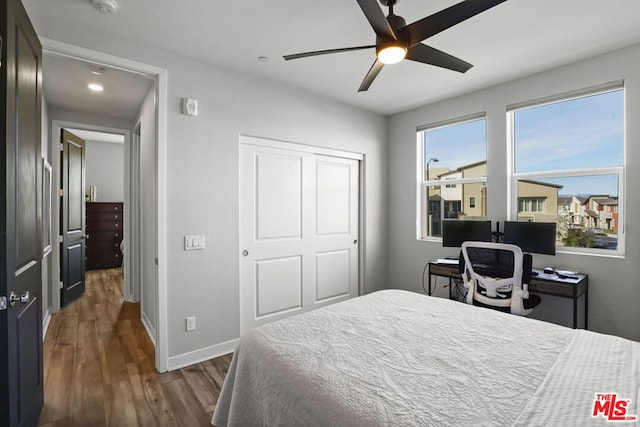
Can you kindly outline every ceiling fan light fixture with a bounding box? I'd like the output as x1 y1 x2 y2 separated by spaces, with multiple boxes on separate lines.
377 45 407 64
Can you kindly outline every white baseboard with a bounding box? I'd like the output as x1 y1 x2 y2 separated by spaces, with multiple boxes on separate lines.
141 309 156 347
42 309 52 341
167 338 239 371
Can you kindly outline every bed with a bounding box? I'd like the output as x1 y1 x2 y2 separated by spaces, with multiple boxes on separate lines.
212 290 639 426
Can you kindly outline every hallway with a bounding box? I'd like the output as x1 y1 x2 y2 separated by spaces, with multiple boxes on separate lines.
38 268 231 426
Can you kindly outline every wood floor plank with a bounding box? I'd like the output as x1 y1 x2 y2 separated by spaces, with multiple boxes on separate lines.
38 267 232 427
181 364 221 414
162 377 212 427
104 380 140 426
72 360 107 427
127 362 178 427
38 344 76 424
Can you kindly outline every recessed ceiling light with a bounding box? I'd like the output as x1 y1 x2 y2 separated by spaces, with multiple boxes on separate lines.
89 65 106 75
258 56 269 62
91 0 118 13
88 83 104 92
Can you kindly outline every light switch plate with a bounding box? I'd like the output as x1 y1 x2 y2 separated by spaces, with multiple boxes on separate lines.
184 235 205 250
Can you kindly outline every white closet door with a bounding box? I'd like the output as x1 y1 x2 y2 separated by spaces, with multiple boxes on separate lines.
240 140 360 332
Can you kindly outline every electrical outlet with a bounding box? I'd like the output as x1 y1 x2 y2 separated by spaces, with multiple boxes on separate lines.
186 316 196 331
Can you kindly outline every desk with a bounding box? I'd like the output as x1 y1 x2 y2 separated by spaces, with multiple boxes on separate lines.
428 261 588 329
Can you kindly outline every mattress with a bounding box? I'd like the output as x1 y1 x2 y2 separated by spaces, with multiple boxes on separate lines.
212 289 639 426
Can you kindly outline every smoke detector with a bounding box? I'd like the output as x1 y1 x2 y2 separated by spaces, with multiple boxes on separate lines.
91 0 118 13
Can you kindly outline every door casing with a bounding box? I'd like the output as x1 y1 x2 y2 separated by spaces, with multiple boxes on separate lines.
42 38 170 372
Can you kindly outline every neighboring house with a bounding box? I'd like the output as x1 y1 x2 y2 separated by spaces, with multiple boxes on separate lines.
558 194 618 232
431 163 560 226
516 179 563 223
437 161 487 219
587 196 619 231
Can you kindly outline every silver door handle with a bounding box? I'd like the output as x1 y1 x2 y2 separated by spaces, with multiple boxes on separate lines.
9 291 30 306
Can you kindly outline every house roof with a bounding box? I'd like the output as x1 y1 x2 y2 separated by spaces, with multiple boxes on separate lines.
518 179 563 189
585 209 599 218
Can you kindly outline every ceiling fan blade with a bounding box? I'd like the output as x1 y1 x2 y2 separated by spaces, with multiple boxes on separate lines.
284 45 375 61
406 44 473 73
400 0 507 47
358 59 385 92
356 0 397 40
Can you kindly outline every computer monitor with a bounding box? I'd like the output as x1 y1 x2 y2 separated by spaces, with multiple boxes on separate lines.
442 220 492 248
502 221 557 255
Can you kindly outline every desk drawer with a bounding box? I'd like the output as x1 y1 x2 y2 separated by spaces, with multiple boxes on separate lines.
429 264 461 277
529 280 573 297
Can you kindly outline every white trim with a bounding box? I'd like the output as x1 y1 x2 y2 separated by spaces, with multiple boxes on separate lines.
156 70 169 372
42 38 169 373
141 309 156 347
506 80 624 112
240 134 364 161
51 120 132 305
416 111 486 132
42 309 51 341
167 339 238 372
39 37 164 76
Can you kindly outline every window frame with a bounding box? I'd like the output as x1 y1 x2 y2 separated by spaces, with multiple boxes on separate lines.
507 83 625 256
416 113 488 241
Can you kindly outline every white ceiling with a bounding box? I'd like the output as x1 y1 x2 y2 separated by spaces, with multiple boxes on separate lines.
42 53 153 121
24 0 640 116
65 128 125 144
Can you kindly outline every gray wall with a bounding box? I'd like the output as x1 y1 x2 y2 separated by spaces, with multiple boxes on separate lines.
39 35 389 361
388 43 640 341
85 139 124 202
135 87 157 339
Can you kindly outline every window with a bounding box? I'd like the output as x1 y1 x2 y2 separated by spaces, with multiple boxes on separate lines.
418 115 487 239
510 85 624 254
519 197 544 213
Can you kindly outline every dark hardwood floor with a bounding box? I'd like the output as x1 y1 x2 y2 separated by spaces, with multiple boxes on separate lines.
38 268 232 426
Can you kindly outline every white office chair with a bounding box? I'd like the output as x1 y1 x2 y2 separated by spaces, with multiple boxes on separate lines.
460 241 540 316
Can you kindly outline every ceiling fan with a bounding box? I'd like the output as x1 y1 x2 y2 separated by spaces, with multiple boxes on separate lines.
283 0 507 92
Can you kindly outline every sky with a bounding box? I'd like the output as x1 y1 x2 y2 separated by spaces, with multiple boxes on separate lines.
424 89 624 196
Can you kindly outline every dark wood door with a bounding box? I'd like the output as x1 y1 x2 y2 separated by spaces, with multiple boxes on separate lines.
60 129 86 306
0 0 44 425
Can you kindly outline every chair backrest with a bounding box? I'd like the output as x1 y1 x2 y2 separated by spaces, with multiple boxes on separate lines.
461 241 534 316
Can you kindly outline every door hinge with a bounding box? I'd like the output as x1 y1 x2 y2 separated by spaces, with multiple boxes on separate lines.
59 281 63 289
0 296 7 311
59 189 64 197
58 235 63 243
155 258 158 266
60 142 64 151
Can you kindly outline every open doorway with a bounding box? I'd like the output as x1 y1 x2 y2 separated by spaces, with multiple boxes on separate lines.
41 38 169 372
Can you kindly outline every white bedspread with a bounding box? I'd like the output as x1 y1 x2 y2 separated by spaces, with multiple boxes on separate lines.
212 290 638 426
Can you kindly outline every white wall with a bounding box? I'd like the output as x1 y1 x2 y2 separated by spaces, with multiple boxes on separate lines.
388 43 640 341
39 35 388 364
134 87 157 341
84 139 124 202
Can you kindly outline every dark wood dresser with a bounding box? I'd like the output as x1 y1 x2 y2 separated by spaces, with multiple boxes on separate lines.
86 202 124 270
